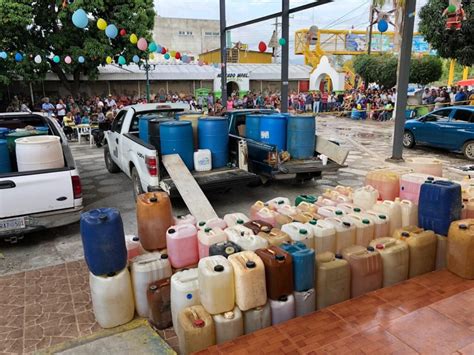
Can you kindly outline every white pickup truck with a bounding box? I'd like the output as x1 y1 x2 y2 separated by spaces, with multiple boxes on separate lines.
104 103 258 199
0 113 83 242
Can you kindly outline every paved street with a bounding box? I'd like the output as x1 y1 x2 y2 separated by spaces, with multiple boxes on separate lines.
0 115 469 275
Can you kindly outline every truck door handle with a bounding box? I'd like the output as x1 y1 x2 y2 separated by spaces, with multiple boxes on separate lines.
0 180 16 189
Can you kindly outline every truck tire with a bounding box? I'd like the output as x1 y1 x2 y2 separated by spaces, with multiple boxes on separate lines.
104 145 120 173
131 167 144 201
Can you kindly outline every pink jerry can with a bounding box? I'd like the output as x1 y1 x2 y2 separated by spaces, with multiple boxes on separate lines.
166 224 199 268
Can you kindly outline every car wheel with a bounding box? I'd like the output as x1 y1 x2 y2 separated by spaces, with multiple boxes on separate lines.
403 131 415 149
131 167 144 201
463 141 474 161
104 145 120 173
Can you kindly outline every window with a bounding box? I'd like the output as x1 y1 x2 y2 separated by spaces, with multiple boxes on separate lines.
452 109 474 123
130 111 178 133
205 31 220 36
423 109 451 122
178 31 193 36
112 110 126 133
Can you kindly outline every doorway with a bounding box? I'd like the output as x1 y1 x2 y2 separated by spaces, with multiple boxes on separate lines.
227 81 240 97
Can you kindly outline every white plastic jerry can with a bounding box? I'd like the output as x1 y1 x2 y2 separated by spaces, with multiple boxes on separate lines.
171 268 201 329
223 213 250 227
243 303 272 334
266 197 291 210
282 222 314 250
294 288 316 317
270 294 296 325
212 306 244 344
311 220 337 254
194 149 212 172
400 199 418 227
353 185 379 210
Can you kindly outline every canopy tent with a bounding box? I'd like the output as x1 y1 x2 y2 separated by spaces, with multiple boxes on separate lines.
457 79 474 87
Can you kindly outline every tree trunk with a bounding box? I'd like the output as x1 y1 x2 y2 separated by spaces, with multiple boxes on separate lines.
393 0 404 53
48 61 81 97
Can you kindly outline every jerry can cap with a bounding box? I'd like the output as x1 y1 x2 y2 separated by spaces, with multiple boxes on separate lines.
214 264 224 272
376 244 384 249
237 219 244 224
278 295 288 302
98 214 108 222
106 272 116 277
149 284 158 291
225 246 235 255
362 219 370 224
367 246 375 252
224 311 235 319
149 197 158 203
424 180 432 184
309 220 317 225
335 253 343 259
132 236 139 242
427 176 434 180
335 210 343 215
262 226 271 233
299 229 308 235
379 215 386 220
205 227 212 233
199 221 206 226
246 260 256 268
459 224 468 230
168 228 176 234
278 200 285 204
193 319 205 328
354 208 361 212
161 254 168 259
343 221 351 227
401 231 410 237
275 254 285 261
240 231 246 237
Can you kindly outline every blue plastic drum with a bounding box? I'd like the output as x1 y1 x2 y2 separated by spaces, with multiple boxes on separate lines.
260 114 287 151
0 139 12 174
198 117 229 168
287 115 316 159
160 121 194 170
245 115 261 142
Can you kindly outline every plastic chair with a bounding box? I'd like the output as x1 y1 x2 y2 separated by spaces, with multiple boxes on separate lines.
77 126 91 144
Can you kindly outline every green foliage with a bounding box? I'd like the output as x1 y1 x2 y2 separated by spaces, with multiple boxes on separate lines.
419 0 474 66
353 53 443 87
0 0 155 94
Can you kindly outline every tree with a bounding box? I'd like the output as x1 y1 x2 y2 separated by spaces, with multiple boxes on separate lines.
0 0 155 96
409 56 443 85
419 0 474 66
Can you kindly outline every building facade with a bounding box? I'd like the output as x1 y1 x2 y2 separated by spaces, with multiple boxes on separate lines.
152 16 220 57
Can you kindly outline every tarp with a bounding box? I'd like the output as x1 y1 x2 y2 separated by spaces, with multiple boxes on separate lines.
458 79 474 86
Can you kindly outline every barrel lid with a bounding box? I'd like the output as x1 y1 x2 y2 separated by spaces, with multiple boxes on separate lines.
309 219 317 225
161 254 168 259
401 231 410 237
459 224 468 230
193 319 205 328
168 228 176 234
343 221 351 227
225 246 236 255
379 215 386 220
376 244 384 250
214 264 224 272
224 311 235 319
367 246 375 252
335 210 343 215
132 236 139 242
246 261 256 269
149 197 158 203
236 219 244 225
149 284 158 291
299 229 308 235
161 120 191 126
354 208 361 213
362 219 370 225
98 214 108 222
335 253 343 259
278 295 288 302
205 227 212 233
275 254 285 261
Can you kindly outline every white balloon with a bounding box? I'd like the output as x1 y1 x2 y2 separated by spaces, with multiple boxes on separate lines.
34 55 42 64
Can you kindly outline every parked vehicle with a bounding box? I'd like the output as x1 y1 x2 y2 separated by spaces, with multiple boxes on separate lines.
0 113 83 241
403 106 474 160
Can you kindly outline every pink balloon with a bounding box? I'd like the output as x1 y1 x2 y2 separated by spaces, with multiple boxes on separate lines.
137 38 148 51
65 56 72 64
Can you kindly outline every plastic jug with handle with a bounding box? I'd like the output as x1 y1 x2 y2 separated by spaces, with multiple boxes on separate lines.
276 205 298 227
228 251 267 311
254 207 277 227
166 224 199 269
250 201 266 219
345 214 374 247
399 173 433 203
255 246 294 300
198 255 235 315
369 237 409 287
293 212 317 224
342 245 383 298
243 220 273 235
322 189 342 202
125 235 141 261
174 214 197 226
315 196 337 208
177 305 216 355
316 252 350 310
436 234 447 270
212 307 244 344
131 252 172 317
197 217 227 231
405 157 443 177
336 202 361 214
400 200 418 227
198 227 228 259
334 185 353 196
224 213 250 227
295 194 317 206
333 193 352 204
318 206 346 218
309 220 337 254
147 278 172 330
227 226 268 251
280 242 315 292
209 241 242 258
296 201 321 217
170 268 200 330
447 220 474 279
294 289 316 317
393 226 437 278
364 211 390 239
353 186 379 210
270 295 295 325
267 197 291 210
243 303 271 334
372 199 402 235
365 169 400 201
282 222 314 249
325 218 356 254
258 228 291 247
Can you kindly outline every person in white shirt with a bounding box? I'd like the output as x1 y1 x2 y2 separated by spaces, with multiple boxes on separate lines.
105 94 116 109
56 99 66 123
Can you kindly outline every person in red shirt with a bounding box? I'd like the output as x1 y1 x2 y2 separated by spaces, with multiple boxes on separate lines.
321 91 329 112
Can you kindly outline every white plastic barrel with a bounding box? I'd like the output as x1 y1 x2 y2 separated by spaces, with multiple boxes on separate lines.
15 135 64 172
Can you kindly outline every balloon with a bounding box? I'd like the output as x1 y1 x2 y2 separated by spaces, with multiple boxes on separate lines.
137 38 148 51
164 53 170 60
15 53 23 62
78 56 85 63
149 53 155 60
106 56 113 64
132 55 140 63
258 41 267 52
148 42 157 52
198 60 203 66
65 56 72 64
97 18 107 30
378 19 388 33
182 55 188 63
156 44 162 53
119 29 126 36
53 55 60 63
161 47 167 54
129 33 138 44
34 55 42 64
118 56 126 65
0 51 7 59
279 38 286 46
105 24 118 39
447 4 456 13
175 52 181 60
72 9 88 29
170 50 176 58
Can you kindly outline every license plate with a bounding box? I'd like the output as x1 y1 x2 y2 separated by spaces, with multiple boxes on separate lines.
0 217 26 231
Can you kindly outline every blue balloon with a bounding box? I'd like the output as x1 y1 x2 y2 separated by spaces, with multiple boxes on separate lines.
105 24 118 39
132 55 140 63
72 9 88 29
78 56 85 63
182 55 188 63
377 19 388 33
148 42 157 52
0 51 7 59
15 53 23 62
156 44 162 53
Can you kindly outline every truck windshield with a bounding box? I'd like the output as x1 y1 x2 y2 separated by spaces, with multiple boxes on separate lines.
130 110 178 132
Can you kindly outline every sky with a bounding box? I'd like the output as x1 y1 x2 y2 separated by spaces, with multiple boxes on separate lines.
154 0 428 62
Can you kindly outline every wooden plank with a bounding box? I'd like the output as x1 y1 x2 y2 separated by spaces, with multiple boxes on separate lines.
315 135 349 166
161 154 218 222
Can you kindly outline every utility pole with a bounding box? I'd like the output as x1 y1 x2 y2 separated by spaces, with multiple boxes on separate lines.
281 0 289 113
390 0 417 161
219 0 228 105
273 18 281 63
367 3 375 55
145 58 151 102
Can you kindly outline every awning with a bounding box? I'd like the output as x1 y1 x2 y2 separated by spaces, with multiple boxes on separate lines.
457 79 474 86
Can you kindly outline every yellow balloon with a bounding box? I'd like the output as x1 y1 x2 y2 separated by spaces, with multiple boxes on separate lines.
106 56 113 64
130 33 138 44
149 53 155 60
97 18 107 31
170 50 176 58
